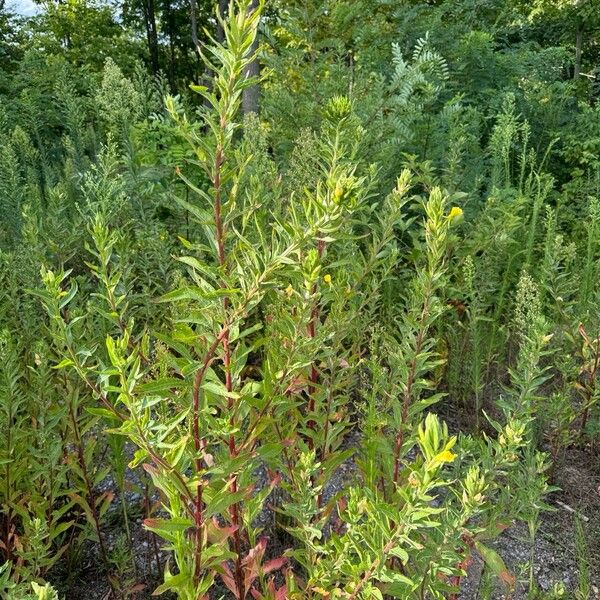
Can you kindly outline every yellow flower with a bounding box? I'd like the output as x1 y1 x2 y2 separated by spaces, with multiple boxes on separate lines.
448 206 463 221
323 273 332 285
285 284 293 298
434 449 457 463
333 184 343 202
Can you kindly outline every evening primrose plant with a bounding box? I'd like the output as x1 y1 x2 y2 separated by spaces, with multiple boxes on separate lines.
32 2 553 598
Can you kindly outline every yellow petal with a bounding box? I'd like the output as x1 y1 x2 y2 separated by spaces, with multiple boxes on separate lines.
435 450 457 463
448 206 463 221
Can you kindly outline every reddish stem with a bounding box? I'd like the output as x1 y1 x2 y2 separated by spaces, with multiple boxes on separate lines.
306 239 326 448
191 324 232 580
210 139 245 598
316 385 334 509
448 535 475 600
393 293 431 486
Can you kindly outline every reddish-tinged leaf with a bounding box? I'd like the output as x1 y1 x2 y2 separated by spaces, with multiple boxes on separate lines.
243 538 268 589
268 469 282 488
285 375 308 395
244 538 267 566
143 518 158 528
499 569 517 587
207 517 238 544
262 556 287 574
143 463 159 477
249 580 288 600
475 542 516 591
275 584 288 600
220 562 238 598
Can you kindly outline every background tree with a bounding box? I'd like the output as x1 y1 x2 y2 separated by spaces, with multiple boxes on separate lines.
242 0 260 114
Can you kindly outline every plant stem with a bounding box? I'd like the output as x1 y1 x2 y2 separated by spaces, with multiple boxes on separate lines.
120 492 137 577
66 397 112 582
143 477 162 578
393 289 431 485
307 238 325 448
211 132 245 598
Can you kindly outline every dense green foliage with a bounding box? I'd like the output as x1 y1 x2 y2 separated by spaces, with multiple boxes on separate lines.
0 0 599 598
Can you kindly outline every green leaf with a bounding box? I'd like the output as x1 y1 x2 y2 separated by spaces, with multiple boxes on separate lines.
176 256 217 281
201 380 239 399
475 542 516 589
204 489 246 518
53 358 74 369
158 286 239 303
138 377 187 394
144 517 194 534
59 281 78 309
388 546 409 562
152 572 191 595
86 407 119 421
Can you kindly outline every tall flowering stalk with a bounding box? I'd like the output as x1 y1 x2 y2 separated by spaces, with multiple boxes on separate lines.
391 196 461 486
